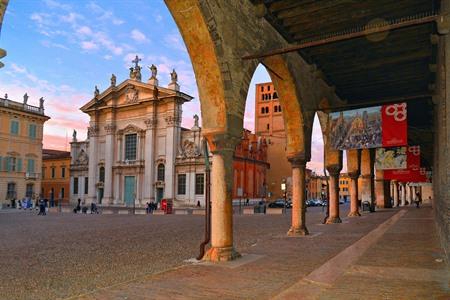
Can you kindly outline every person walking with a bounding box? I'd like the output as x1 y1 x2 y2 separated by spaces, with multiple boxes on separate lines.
414 192 421 208
38 199 46 215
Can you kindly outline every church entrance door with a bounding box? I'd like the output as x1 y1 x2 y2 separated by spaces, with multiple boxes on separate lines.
124 176 135 206
156 188 163 204
98 188 104 204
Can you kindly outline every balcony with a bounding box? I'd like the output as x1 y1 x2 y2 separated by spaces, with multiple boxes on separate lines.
115 159 144 168
0 98 45 115
25 172 39 180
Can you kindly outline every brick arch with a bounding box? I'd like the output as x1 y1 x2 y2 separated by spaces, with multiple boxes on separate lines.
262 55 312 160
165 0 257 139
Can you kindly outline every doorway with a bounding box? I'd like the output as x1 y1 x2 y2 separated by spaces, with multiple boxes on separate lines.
124 176 135 206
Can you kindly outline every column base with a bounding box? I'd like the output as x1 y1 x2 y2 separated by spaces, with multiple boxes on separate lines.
202 246 241 262
101 197 113 205
348 211 361 217
326 216 342 224
287 226 309 236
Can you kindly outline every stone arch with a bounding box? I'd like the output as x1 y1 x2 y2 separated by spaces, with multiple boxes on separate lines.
262 55 313 160
165 0 258 139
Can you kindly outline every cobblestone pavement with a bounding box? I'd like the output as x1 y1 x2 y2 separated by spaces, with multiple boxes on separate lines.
77 205 448 300
0 205 323 300
1 205 448 300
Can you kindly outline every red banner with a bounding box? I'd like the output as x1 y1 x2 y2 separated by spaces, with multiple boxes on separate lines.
381 103 407 147
384 145 427 182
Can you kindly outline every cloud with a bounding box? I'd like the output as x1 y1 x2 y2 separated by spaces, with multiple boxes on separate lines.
76 25 92 36
81 41 99 50
60 12 83 24
86 1 124 26
41 40 69 50
44 0 71 11
30 13 52 28
103 55 113 60
10 63 27 74
131 29 149 43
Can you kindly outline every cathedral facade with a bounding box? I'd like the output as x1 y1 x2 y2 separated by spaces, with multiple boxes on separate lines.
70 57 194 207
70 57 269 208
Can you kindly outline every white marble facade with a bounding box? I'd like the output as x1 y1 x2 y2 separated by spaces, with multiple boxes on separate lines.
69 59 206 207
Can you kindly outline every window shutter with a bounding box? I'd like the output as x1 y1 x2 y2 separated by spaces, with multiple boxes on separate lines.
5 157 11 173
17 158 22 172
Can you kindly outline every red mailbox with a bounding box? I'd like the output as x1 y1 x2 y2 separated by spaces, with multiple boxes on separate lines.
160 199 173 214
161 199 167 212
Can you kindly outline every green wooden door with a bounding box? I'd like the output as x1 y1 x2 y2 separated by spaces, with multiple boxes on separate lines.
124 176 135 206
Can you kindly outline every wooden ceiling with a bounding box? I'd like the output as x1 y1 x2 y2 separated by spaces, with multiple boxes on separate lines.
251 0 438 168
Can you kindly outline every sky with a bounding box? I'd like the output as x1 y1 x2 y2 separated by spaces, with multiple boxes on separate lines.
0 0 326 174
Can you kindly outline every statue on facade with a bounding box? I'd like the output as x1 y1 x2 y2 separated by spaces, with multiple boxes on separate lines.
129 55 142 81
193 114 199 127
94 85 100 97
72 129 77 142
110 74 116 87
170 69 178 83
23 93 28 104
149 64 157 79
39 97 44 109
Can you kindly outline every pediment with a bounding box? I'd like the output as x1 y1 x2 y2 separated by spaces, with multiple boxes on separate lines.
117 124 144 135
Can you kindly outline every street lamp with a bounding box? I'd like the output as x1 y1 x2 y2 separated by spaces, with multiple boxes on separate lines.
281 178 287 214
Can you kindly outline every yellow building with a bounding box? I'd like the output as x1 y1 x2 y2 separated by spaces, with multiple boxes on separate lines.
0 93 49 206
339 173 350 202
41 149 71 205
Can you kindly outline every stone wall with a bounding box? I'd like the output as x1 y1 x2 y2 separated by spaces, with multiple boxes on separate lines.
433 3 450 259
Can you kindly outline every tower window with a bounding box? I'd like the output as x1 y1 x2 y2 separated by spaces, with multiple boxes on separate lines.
274 106 278 113
273 92 278 99
267 124 270 130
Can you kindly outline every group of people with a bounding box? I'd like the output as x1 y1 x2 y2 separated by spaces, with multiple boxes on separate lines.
146 202 157 214
73 199 99 214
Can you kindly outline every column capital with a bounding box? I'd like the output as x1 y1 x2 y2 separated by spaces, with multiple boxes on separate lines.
204 132 240 154
144 117 157 129
326 165 342 176
347 171 360 179
287 153 308 168
104 123 116 135
87 125 99 138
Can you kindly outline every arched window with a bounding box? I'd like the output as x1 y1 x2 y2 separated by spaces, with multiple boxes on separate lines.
274 106 278 112
99 166 105 182
268 94 272 100
279 105 282 112
265 107 269 113
261 107 265 114
157 164 165 181
273 92 278 99
261 94 264 101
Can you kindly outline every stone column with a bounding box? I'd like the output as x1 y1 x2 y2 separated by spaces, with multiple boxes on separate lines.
360 149 375 208
87 125 98 204
203 133 240 262
375 169 390 208
143 118 156 202
326 166 342 223
287 154 308 236
392 180 399 207
409 185 414 205
346 149 361 217
103 123 115 205
400 182 407 206
164 113 179 200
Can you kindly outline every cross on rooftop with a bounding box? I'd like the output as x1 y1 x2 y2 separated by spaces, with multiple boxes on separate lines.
132 55 141 68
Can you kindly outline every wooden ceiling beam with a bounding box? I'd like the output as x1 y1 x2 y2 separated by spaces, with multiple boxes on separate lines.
242 14 437 60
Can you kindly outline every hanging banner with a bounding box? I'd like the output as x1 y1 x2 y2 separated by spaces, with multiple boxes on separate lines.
329 103 407 150
381 103 408 146
375 147 407 170
384 146 426 182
